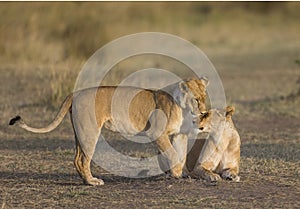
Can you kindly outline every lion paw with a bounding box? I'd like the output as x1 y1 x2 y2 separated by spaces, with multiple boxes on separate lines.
190 169 221 182
171 164 183 178
206 172 221 182
85 177 105 186
221 171 240 182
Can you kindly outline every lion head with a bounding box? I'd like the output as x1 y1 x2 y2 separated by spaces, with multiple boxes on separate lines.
164 77 209 116
198 106 235 133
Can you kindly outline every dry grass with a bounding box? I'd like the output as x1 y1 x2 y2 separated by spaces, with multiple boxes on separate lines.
1 2 300 107
1 2 300 208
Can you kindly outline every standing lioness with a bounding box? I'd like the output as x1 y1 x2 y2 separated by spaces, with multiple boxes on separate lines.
9 78 208 185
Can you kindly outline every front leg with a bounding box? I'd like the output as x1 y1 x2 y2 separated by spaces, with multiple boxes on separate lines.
172 134 188 176
221 168 240 182
217 147 241 182
190 164 221 182
156 134 183 178
191 137 225 182
216 132 241 182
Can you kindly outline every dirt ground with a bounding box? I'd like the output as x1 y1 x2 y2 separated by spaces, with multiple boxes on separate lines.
1 114 299 209
1 2 300 209
0 114 299 208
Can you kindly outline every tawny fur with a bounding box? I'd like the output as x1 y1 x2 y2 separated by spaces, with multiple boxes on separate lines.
187 106 241 182
9 78 208 186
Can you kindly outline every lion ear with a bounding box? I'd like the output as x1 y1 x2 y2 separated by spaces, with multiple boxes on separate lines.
179 81 189 93
177 81 189 108
226 106 235 117
200 77 209 87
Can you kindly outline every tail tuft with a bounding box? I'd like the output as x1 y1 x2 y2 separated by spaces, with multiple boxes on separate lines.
9 116 22 126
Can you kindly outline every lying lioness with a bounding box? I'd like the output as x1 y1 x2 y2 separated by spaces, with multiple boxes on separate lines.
187 106 241 182
9 78 208 185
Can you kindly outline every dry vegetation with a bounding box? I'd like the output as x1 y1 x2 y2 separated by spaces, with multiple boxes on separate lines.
0 2 300 208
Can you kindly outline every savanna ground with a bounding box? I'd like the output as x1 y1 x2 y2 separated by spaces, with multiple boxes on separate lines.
0 2 300 208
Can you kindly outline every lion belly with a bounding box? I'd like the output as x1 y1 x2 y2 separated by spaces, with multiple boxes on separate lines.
98 87 156 135
97 87 182 138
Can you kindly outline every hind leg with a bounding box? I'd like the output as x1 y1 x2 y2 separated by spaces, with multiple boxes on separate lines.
71 108 105 186
74 137 104 186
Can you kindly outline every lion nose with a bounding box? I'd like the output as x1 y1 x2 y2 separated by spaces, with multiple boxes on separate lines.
199 127 204 131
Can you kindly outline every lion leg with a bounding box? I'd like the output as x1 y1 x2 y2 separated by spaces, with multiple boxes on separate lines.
217 137 241 182
220 167 240 182
217 152 240 182
156 134 182 178
70 106 105 186
74 137 104 186
74 138 84 179
190 163 221 182
172 134 188 176
191 138 225 182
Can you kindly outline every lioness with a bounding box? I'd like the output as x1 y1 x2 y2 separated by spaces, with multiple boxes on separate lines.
9 78 208 186
187 106 241 182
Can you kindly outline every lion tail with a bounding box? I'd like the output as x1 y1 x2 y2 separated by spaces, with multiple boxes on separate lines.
9 94 73 133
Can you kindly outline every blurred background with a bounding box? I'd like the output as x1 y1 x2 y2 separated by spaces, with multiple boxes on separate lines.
1 2 300 62
1 2 300 111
